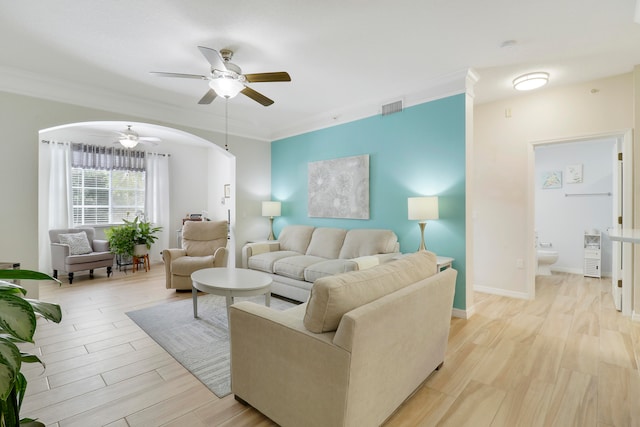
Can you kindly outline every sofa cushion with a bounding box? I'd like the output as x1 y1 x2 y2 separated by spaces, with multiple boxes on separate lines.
305 228 347 259
278 225 315 253
338 229 398 259
58 232 93 255
274 255 327 281
303 259 358 283
171 255 215 276
303 251 438 333
248 251 301 273
66 251 113 265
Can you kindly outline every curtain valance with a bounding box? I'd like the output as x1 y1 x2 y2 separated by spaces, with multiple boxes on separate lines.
71 144 146 171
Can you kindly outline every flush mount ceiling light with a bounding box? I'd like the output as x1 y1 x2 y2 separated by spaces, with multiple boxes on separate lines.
513 72 549 91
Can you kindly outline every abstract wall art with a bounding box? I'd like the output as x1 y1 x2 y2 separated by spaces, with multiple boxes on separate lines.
308 154 369 219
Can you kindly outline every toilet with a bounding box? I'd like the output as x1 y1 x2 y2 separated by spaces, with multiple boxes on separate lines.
536 233 559 276
536 248 559 276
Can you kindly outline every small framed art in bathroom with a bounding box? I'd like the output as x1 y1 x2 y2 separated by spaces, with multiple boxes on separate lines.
565 164 583 184
542 171 562 189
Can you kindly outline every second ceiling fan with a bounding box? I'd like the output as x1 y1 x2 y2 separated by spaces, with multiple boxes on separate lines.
151 46 291 106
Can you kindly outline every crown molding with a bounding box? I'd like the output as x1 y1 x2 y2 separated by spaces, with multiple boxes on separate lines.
2 65 473 143
269 69 471 141
0 66 271 142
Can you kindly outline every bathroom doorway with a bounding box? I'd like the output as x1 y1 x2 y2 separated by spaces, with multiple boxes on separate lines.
527 130 632 305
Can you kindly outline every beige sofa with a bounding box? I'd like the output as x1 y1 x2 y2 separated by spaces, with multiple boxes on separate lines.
242 225 400 301
230 251 457 427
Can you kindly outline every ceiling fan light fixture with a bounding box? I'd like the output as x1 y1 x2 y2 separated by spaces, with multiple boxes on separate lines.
513 72 549 91
209 77 244 99
118 136 139 148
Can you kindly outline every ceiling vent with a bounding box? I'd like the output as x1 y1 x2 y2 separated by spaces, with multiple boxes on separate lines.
381 100 403 116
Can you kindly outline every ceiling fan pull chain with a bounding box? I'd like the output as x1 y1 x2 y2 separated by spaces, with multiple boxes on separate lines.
225 98 229 152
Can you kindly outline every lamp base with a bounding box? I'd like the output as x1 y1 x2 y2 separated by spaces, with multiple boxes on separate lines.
417 221 427 252
267 217 275 240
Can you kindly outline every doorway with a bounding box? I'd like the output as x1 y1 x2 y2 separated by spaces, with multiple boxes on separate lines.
527 130 632 305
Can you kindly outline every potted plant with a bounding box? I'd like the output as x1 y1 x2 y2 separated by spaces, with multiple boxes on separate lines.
0 269 62 427
105 216 162 260
130 217 162 256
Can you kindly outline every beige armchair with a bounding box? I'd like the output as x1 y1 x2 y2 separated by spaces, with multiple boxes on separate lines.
49 227 115 284
162 220 229 290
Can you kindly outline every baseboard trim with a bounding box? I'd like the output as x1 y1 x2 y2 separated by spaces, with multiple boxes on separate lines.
451 305 475 319
473 285 531 300
632 310 640 323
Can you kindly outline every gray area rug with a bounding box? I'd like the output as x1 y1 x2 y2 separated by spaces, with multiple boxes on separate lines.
126 294 296 398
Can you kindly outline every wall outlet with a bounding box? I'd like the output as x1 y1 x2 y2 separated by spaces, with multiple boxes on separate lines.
516 258 524 269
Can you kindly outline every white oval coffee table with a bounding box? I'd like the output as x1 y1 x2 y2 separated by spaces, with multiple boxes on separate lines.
191 267 272 319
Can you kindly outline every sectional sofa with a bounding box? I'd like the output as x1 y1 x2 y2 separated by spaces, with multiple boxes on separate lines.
241 225 401 301
230 250 457 426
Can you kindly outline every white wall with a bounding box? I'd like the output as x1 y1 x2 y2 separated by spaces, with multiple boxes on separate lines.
535 138 615 275
0 90 270 272
474 73 633 298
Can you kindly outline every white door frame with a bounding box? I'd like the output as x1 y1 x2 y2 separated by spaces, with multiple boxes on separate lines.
526 130 632 300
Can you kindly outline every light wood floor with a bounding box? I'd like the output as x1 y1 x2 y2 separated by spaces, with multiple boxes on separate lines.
20 266 640 426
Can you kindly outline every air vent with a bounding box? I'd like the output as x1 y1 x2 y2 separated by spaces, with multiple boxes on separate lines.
381 100 403 116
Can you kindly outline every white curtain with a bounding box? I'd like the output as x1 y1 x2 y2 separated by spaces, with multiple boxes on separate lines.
38 142 72 273
145 153 170 262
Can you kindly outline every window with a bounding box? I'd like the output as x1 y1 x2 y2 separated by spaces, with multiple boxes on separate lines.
72 168 145 226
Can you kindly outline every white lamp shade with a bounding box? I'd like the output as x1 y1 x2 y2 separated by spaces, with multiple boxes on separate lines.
408 196 439 220
209 77 244 98
262 201 281 217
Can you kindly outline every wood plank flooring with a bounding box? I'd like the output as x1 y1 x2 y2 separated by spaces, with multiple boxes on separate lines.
19 266 640 426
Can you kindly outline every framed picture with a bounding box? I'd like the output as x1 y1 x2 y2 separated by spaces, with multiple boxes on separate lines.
308 154 370 219
224 184 230 198
565 164 583 184
542 171 562 189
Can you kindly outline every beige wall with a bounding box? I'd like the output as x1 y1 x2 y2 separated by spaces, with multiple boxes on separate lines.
0 90 270 271
474 73 634 300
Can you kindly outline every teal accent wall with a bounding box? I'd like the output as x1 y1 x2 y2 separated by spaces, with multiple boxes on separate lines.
271 94 466 309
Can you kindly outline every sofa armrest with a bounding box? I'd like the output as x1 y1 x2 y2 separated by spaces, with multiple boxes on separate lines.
50 243 70 270
241 241 281 268
92 239 110 252
331 268 457 426
230 302 351 427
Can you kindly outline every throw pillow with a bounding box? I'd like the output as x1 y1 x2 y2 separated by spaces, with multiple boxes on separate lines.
58 232 93 255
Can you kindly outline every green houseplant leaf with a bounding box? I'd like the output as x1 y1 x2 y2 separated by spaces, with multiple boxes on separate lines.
0 295 36 343
0 270 61 427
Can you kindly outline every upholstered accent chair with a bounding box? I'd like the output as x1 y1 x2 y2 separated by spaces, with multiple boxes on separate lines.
49 227 115 284
162 220 229 290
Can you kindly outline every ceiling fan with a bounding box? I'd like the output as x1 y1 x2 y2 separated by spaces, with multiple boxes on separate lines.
151 46 291 106
115 125 161 148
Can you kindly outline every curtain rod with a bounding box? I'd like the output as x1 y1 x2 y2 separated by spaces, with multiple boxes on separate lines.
40 140 170 157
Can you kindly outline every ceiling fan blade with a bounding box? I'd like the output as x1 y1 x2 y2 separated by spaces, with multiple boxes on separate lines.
198 89 218 105
244 72 291 83
150 71 208 80
197 46 227 71
241 86 274 106
139 137 161 142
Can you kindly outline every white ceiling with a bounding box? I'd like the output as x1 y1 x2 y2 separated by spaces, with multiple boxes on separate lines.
2 0 640 145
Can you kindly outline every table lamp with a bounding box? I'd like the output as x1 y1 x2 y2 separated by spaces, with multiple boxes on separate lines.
408 196 439 251
262 201 281 240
